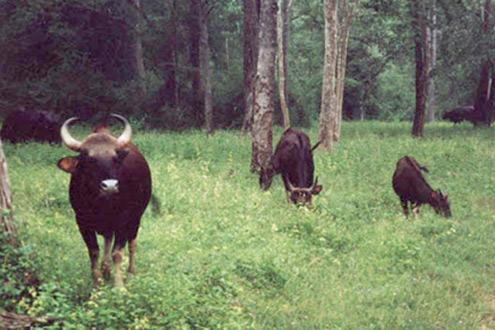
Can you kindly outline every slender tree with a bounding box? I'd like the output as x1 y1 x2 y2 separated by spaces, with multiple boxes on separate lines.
129 0 146 95
334 0 355 142
199 1 214 134
153 0 179 114
242 0 261 132
318 0 338 150
251 0 277 172
277 0 293 129
411 0 430 137
190 0 203 126
473 0 494 126
426 0 437 122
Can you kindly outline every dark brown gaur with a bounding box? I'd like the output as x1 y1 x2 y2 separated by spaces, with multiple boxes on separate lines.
0 107 61 144
392 156 451 218
259 128 322 205
57 114 152 287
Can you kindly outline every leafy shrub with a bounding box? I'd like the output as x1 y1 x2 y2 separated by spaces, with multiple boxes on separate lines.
0 232 40 312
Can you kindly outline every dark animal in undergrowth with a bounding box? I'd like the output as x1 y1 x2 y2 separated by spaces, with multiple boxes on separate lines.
392 156 451 218
57 114 152 287
260 128 322 205
1 108 61 144
442 105 477 124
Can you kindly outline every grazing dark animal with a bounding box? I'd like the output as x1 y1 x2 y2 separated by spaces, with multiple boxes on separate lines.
1 108 61 144
259 128 322 205
442 105 476 124
57 114 152 287
392 156 451 217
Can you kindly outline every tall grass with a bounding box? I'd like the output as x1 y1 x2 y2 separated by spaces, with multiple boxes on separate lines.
4 121 495 328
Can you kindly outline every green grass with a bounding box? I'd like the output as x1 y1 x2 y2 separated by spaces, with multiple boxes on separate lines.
4 121 495 329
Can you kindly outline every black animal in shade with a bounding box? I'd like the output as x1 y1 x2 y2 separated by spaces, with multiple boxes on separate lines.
442 105 477 125
57 114 152 287
1 107 61 144
392 156 451 217
260 128 322 205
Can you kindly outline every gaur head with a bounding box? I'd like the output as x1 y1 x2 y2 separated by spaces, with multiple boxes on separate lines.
57 114 132 198
259 158 276 191
430 190 451 218
287 177 323 206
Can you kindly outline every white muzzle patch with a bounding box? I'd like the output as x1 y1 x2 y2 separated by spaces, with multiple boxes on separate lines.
100 179 119 194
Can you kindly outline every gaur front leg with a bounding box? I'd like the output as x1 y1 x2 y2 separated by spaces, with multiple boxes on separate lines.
128 239 137 275
127 221 141 276
79 228 101 286
101 234 113 280
400 199 409 216
112 233 128 288
282 175 291 203
412 203 420 217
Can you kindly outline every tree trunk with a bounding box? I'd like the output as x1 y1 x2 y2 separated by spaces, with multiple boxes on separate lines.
277 0 292 129
251 0 277 172
318 0 338 151
164 0 178 108
242 0 261 132
0 139 15 246
129 0 146 96
190 0 203 126
334 0 354 142
154 0 179 114
473 0 493 126
411 0 430 138
199 2 214 134
426 1 437 122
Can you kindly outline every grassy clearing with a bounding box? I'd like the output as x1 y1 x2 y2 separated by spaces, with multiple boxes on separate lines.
3 121 495 328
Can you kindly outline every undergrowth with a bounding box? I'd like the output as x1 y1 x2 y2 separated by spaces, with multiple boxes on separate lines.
2 121 495 329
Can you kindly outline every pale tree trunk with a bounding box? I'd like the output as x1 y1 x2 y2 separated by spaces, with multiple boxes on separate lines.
242 0 260 132
251 0 277 172
334 0 354 142
0 139 15 246
318 0 338 151
277 0 293 129
426 0 437 122
199 2 214 134
411 0 430 137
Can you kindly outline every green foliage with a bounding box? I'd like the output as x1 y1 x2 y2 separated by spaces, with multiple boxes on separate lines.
374 63 415 121
0 232 39 312
3 122 495 328
0 0 492 125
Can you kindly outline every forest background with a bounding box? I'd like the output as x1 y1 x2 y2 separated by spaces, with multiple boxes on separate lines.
0 0 492 130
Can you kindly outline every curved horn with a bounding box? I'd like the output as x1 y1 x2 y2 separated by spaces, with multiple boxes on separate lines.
60 117 82 151
111 113 132 146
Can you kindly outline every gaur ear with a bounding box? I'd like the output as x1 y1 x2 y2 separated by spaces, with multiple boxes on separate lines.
431 191 439 200
57 157 78 173
312 184 323 195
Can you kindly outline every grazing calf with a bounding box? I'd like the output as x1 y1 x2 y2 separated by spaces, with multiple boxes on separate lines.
392 156 451 217
57 114 152 287
259 128 322 205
